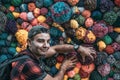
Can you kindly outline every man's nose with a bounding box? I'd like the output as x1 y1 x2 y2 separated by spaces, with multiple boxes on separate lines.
44 42 50 47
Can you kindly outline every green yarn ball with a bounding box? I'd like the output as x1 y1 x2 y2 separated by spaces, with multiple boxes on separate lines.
11 0 23 6
75 15 85 26
6 12 14 20
103 11 118 25
90 70 102 80
103 35 113 45
73 74 81 80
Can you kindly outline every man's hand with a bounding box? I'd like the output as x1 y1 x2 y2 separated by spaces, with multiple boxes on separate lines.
77 46 96 62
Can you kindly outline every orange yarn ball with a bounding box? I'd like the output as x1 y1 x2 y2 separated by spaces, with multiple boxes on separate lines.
82 10 91 18
67 0 79 6
85 17 94 28
28 3 36 12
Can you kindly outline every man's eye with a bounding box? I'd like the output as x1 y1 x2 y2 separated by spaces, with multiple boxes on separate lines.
38 40 44 43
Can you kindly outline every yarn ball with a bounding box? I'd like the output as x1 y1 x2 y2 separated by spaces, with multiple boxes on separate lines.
73 74 81 80
106 55 116 65
81 63 95 74
12 12 20 19
0 32 8 40
89 70 102 80
103 11 118 25
11 0 23 6
75 27 87 40
108 32 119 41
97 40 106 52
0 40 6 47
97 63 111 77
1 47 8 54
67 0 79 6
111 42 120 51
19 12 28 21
30 18 38 26
113 51 120 60
50 27 62 39
21 22 33 31
0 5 9 13
75 15 85 26
28 2 36 12
15 29 28 45
43 0 53 7
67 70 76 78
92 22 108 38
0 54 8 63
27 12 34 21
91 10 102 21
70 19 79 29
56 54 65 63
35 0 44 8
105 45 114 54
5 19 18 35
8 47 16 56
114 61 120 69
16 18 24 25
71 6 80 14
84 0 97 11
79 69 89 78
99 0 115 13
33 8 41 17
40 7 48 15
115 34 120 43
37 15 46 23
95 51 108 66
6 12 14 20
20 4 28 12
85 17 94 28
103 35 113 45
50 2 72 24
83 30 96 43
114 0 120 7
113 73 120 80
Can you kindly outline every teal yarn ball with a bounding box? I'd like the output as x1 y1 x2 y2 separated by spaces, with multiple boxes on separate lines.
11 0 23 6
91 10 102 21
103 11 118 25
20 4 28 12
50 66 58 76
75 15 85 26
8 47 16 56
43 0 53 7
0 40 6 47
103 35 113 45
51 2 72 24
113 51 120 60
0 54 8 63
90 70 102 80
0 32 8 40
6 12 14 20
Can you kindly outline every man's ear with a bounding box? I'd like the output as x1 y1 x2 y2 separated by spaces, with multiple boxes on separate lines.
27 39 32 47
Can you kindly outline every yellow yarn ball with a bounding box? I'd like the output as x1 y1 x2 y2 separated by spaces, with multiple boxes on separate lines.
37 15 46 23
55 62 61 69
70 19 79 29
12 12 20 18
97 40 106 51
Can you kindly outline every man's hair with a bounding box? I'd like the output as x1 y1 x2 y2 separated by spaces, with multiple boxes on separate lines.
28 26 49 40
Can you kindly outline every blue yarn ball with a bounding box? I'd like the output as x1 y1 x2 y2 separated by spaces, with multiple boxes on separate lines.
20 4 28 12
43 0 53 7
0 54 8 63
1 47 8 54
35 0 44 8
113 51 120 60
8 47 16 56
0 40 6 47
50 2 72 24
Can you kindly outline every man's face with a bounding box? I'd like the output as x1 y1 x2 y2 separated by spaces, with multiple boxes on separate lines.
28 33 50 57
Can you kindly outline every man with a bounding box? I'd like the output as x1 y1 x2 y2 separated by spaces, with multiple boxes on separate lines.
10 26 96 80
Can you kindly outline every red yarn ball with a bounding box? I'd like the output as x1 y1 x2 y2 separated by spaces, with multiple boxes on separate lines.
114 0 120 7
105 45 114 54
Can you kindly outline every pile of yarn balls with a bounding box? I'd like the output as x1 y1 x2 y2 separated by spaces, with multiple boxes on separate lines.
0 0 120 80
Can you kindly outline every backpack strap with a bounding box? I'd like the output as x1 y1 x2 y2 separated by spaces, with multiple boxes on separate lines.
0 55 30 69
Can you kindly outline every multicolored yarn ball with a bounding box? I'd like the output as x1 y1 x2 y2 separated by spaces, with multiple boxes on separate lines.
91 10 102 21
113 51 120 60
106 55 116 65
103 35 113 45
97 63 111 77
0 11 7 32
99 0 115 13
20 4 28 12
115 34 120 43
95 51 108 66
92 22 108 38
43 0 53 8
103 11 118 25
84 0 97 11
75 15 85 26
15 29 28 45
111 42 120 51
5 19 18 35
83 30 96 43
50 2 72 24
11 0 23 6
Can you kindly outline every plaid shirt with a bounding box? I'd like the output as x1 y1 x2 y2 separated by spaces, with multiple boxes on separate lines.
10 49 47 80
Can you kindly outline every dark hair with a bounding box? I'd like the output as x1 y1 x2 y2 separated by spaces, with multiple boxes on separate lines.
28 26 49 40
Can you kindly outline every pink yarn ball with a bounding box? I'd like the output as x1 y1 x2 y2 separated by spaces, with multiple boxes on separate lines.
21 22 32 31
30 18 38 26
20 12 28 21
40 7 48 15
